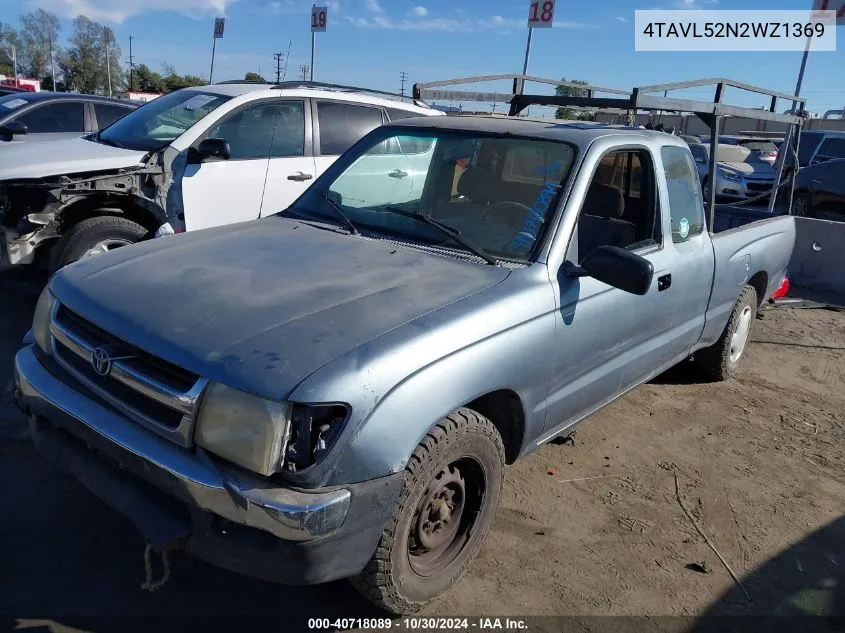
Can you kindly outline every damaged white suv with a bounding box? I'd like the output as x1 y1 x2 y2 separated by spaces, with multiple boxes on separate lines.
0 81 440 271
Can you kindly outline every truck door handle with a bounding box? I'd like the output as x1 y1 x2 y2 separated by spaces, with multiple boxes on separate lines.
811 179 822 184
657 274 672 292
287 172 313 182
389 170 408 179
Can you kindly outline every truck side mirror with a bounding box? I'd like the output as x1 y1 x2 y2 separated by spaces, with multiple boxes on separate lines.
564 245 654 295
190 138 231 164
0 120 28 136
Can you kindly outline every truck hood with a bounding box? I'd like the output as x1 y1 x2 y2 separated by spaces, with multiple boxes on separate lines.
50 218 511 400
0 136 147 180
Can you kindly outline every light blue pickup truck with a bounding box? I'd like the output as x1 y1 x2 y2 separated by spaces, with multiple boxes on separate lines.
14 100 796 613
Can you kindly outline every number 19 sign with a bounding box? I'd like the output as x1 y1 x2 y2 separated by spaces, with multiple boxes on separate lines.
528 0 555 28
311 5 328 32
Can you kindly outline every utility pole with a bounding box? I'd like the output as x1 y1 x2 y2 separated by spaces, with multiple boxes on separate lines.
48 36 57 91
274 52 284 83
104 28 113 97
399 71 408 97
128 36 135 91
299 64 310 81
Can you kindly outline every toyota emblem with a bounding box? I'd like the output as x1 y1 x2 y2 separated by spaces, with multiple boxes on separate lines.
91 347 112 376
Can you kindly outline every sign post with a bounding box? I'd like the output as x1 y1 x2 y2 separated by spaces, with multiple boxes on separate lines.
210 17 225 84
310 5 327 82
769 0 843 213
517 0 555 95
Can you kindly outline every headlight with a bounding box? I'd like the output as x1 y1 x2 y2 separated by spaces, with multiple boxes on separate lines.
195 382 292 476
32 286 55 355
718 167 742 182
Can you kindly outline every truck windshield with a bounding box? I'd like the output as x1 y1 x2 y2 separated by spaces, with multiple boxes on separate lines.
96 90 231 152
288 130 577 262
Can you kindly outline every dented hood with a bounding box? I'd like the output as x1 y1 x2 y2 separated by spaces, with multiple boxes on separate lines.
0 136 147 180
50 217 511 400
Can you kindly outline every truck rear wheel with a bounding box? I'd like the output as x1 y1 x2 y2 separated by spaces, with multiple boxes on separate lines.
351 408 505 614
49 216 148 273
694 284 758 381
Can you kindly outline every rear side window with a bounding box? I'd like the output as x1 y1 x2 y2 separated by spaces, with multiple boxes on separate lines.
661 146 705 243
816 137 845 161
95 103 133 129
317 102 384 155
14 101 85 133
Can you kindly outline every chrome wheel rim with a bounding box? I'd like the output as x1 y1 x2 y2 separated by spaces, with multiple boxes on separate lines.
81 239 131 259
729 305 753 364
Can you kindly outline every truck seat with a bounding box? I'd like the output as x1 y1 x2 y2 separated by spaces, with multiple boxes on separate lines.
577 183 637 260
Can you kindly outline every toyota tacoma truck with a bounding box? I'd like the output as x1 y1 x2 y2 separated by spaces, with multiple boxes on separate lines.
14 112 796 613
0 81 439 272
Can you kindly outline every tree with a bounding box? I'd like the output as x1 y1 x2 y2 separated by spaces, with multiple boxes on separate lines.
18 9 60 79
58 15 123 95
131 63 165 93
244 72 266 82
554 78 594 121
0 21 22 77
160 63 204 92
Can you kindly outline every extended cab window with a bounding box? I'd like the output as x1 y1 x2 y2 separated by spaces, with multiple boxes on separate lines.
575 149 661 264
317 102 384 155
15 101 85 133
661 145 705 243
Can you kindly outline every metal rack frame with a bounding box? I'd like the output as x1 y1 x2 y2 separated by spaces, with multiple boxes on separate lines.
214 79 431 108
412 74 808 230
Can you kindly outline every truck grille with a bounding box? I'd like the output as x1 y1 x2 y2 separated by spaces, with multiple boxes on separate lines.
745 180 774 194
50 303 207 446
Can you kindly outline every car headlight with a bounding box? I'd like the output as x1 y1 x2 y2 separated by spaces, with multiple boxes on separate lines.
32 286 55 355
195 382 292 476
718 167 742 182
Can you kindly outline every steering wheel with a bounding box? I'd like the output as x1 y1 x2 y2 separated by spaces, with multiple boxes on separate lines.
480 201 532 230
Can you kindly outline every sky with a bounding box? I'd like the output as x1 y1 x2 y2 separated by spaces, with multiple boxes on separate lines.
2 0 844 114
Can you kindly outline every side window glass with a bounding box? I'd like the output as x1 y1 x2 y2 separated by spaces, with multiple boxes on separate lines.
385 107 419 121
317 102 384 155
817 137 845 160
576 150 661 264
15 101 85 133
661 146 705 243
95 104 133 129
207 101 278 160
269 100 305 157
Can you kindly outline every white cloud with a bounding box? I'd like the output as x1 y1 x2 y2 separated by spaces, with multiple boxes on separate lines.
30 0 235 23
412 5 427 17
365 0 383 14
345 12 594 32
615 16 628 22
674 0 718 8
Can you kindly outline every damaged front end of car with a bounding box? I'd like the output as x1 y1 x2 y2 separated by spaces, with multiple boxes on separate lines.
0 150 180 269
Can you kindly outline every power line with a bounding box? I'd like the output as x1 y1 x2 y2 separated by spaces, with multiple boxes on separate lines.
399 71 408 97
299 64 310 81
274 52 284 83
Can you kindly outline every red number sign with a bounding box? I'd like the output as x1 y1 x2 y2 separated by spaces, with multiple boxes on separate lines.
527 0 555 28
813 0 845 24
311 6 328 32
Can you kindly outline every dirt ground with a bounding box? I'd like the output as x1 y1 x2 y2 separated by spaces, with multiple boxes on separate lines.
0 273 843 631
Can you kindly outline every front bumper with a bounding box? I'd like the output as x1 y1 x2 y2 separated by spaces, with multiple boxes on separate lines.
14 345 402 585
714 178 775 200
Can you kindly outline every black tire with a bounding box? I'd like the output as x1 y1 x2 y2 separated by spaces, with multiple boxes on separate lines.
791 192 811 217
694 285 758 382
49 216 148 273
351 408 505 615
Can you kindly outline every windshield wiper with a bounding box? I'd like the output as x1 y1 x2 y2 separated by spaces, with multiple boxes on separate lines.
313 188 360 235
380 206 498 266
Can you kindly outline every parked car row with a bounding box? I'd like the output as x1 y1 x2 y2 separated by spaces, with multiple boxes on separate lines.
0 81 441 271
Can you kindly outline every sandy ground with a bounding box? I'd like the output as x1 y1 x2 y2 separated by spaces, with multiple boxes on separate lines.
0 271 842 632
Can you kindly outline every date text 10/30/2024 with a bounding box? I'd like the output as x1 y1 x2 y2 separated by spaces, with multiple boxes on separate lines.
307 618 529 630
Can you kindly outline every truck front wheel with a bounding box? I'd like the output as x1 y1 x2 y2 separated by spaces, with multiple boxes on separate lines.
695 284 758 381
49 216 148 273
352 408 505 614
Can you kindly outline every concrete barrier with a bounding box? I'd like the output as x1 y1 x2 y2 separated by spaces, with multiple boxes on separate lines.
788 217 845 296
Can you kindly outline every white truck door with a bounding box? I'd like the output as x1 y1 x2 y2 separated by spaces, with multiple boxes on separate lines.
259 99 316 216
181 98 280 232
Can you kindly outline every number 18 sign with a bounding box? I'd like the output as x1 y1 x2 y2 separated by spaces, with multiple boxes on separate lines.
528 0 555 28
